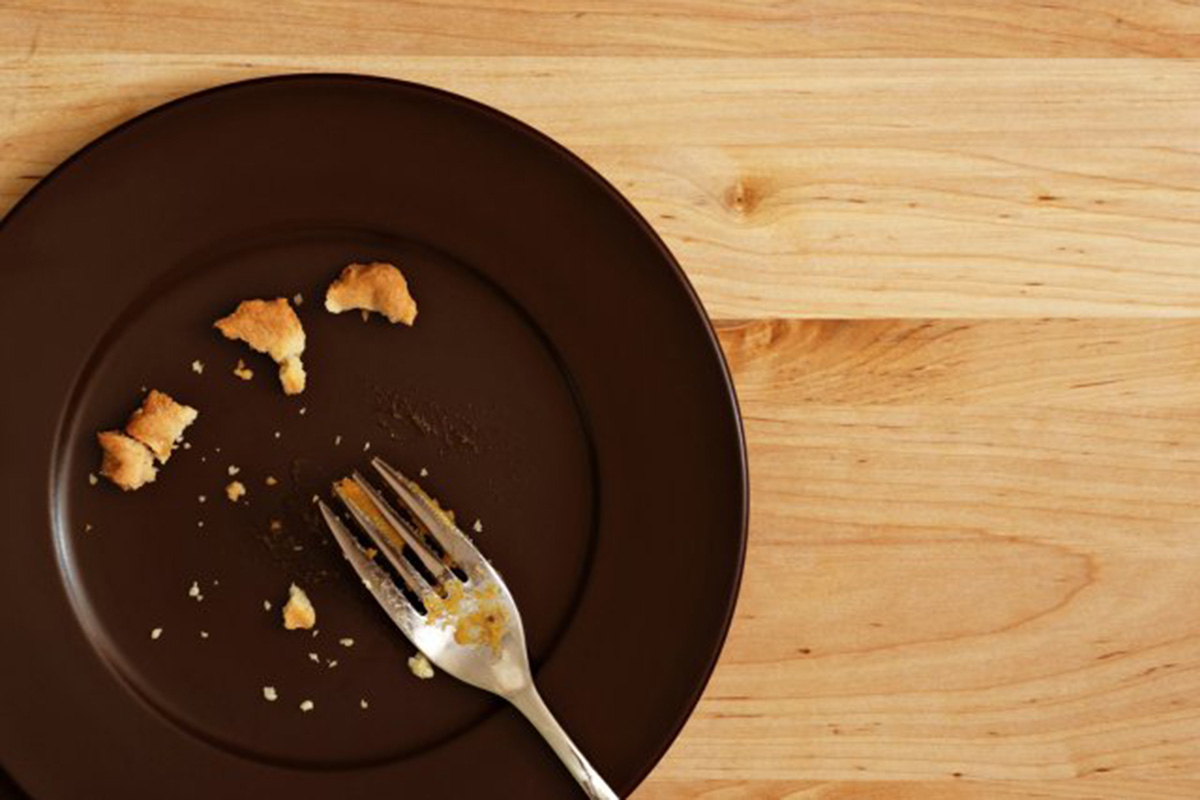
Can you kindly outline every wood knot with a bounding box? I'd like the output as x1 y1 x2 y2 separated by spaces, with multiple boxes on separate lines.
723 176 768 217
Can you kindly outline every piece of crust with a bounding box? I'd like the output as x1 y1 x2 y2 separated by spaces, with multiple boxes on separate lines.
282 583 316 630
125 389 198 463
214 298 307 394
325 262 417 326
97 431 158 491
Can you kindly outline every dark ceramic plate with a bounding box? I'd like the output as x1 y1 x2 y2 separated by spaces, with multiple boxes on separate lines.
0 75 746 799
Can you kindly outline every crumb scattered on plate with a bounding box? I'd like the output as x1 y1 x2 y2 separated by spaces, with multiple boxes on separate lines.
265 476 278 486
225 480 246 502
299 699 314 712
191 359 204 374
200 630 209 639
97 431 157 491
197 520 205 528
339 638 354 648
269 519 283 533
150 627 163 640
360 699 369 709
124 390 198 464
363 441 371 452
263 600 272 611
228 465 240 476
88 472 98 486
188 581 203 601
233 359 254 380
334 434 342 446
407 653 434 679
308 652 320 663
84 523 93 532
419 467 428 477
327 659 338 669
198 494 206 503
311 629 319 638
283 583 316 630
299 407 307 415
473 519 483 533
273 431 281 439
293 292 303 306
263 686 278 702
215 298 307 395
325 262 418 326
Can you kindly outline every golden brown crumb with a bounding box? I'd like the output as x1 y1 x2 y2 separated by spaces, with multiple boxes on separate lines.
215 298 306 394
97 431 157 491
300 699 314 712
225 480 246 502
265 476 278 486
408 653 434 679
325 262 417 326
269 519 283 532
283 583 316 630
191 359 204 374
233 359 254 380
124 390 198 463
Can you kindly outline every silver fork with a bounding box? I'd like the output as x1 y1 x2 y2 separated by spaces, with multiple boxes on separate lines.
318 457 618 800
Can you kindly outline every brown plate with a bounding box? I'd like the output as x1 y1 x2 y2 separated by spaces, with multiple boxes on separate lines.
0 75 747 799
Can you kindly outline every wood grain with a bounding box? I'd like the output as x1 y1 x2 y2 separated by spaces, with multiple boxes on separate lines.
2 3 1200 798
1 56 1198 318
633 320 1200 796
2 1 1199 57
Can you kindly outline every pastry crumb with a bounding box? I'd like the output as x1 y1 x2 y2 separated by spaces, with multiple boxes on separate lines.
200 630 209 639
84 523 93 532
334 435 342 446
269 519 283 533
97 431 158 491
299 406 307 415
473 519 483 533
227 465 240 476
419 467 428 477
299 699 314 712
325 262 418 325
339 638 355 648
191 359 204 374
360 699 369 709
273 431 281 439
364 547 378 560
225 480 246 502
263 600 272 611
308 652 320 663
263 686 278 702
327 659 338 669
215 298 306 395
363 441 371 452
198 494 206 503
293 292 303 306
88 472 98 486
197 520 204 528
266 476 278 486
188 581 203 601
233 359 254 380
408 653 434 679
283 583 316 630
182 441 191 449
311 629 319 638
150 627 163 640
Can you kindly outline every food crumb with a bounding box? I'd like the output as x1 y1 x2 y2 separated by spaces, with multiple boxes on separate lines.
308 652 320 663
311 629 319 638
84 523 93 532
360 699 369 709
363 441 371 452
233 359 254 380
269 519 283 532
263 600 272 611
327 659 338 668
283 583 316 630
225 481 246 502
408 653 434 679
191 359 204 374
198 494 206 503
150 627 163 640
339 638 355 648
274 431 281 439
293 545 304 552
311 494 319 504
419 467 428 477
227 465 240 476
213 579 219 586
188 581 203 601
182 441 191 449
266 476 278 486
299 407 307 415
197 521 205 528
200 630 209 639
88 472 98 486
334 435 342 446
293 293 303 306
300 700 314 712
364 547 378 560
263 686 278 702
473 519 483 533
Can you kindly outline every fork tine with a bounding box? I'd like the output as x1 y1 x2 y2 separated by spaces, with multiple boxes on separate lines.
318 500 421 636
370 457 483 569
332 475 449 593
335 473 451 587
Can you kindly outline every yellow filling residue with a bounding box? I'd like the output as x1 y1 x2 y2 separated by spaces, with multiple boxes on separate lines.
334 478 409 555
423 579 507 653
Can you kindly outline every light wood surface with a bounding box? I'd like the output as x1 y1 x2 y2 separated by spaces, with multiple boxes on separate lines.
3 2 1199 798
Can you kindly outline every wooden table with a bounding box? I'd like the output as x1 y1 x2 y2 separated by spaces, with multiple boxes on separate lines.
3 3 1199 797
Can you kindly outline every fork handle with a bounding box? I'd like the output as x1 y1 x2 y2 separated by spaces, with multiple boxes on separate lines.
508 685 620 800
